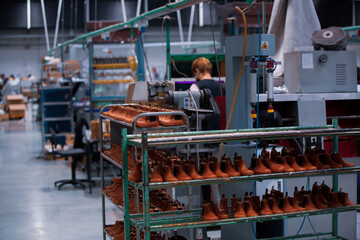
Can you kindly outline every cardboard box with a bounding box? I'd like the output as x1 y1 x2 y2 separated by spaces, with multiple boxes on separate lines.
0 113 9 121
6 94 24 104
8 104 26 119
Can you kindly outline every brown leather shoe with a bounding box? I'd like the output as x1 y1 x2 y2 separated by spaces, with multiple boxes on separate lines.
303 195 318 210
219 194 229 216
298 155 317 171
164 165 178 182
332 153 355 168
201 161 217 179
328 192 343 208
287 156 306 172
175 163 192 181
233 201 247 218
149 164 163 183
262 157 285 173
253 158 272 175
186 162 204 180
244 200 258 217
282 194 298 213
234 154 254 176
310 153 330 170
210 161 229 178
269 197 284 214
319 153 342 168
277 156 294 172
338 191 355 206
212 202 229 219
128 162 142 182
201 203 219 221
259 199 273 215
231 194 239 214
221 155 240 177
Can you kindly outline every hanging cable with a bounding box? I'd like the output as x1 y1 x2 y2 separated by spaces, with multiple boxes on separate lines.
139 35 153 82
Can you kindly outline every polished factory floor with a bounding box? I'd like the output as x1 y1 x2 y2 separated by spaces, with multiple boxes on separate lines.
1 113 360 240
0 118 110 240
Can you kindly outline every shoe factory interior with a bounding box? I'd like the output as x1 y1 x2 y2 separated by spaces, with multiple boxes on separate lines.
1 0 360 240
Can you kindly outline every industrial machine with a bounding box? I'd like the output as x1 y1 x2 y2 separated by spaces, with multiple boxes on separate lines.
126 81 221 131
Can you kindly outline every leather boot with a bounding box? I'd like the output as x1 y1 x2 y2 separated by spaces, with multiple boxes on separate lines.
251 195 261 213
303 195 318 210
201 203 219 221
319 153 342 168
175 163 192 181
282 194 298 213
263 157 285 173
233 201 247 218
221 155 240 177
219 194 229 215
298 155 317 171
212 202 229 219
277 156 294 172
233 153 242 170
231 194 239 213
270 146 278 162
311 192 328 209
260 199 273 215
128 162 142 182
164 165 178 182
320 181 331 201
332 153 355 167
269 198 284 214
287 156 306 172
338 191 355 206
310 154 330 169
210 161 229 178
237 158 254 176
244 200 258 217
328 192 343 208
150 164 163 183
289 197 306 211
201 161 217 179
186 162 204 180
253 158 272 175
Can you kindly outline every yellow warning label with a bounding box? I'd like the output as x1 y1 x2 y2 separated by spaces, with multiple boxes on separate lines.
261 41 269 50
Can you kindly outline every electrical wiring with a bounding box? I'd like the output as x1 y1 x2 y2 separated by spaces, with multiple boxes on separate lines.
139 35 153 82
218 5 247 160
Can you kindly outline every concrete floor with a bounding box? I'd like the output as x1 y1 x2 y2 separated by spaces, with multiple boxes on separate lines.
0 113 359 240
0 119 109 240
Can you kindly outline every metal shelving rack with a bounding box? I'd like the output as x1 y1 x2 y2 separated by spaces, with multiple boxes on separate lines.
99 104 191 240
40 63 74 148
113 122 360 240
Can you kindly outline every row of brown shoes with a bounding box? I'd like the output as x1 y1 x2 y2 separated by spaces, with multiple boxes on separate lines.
106 221 164 240
201 182 355 221
103 178 184 214
103 105 185 128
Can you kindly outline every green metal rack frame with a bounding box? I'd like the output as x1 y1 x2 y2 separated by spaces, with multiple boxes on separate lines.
117 119 360 240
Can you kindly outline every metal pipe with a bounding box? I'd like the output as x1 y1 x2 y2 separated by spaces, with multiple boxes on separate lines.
250 69 257 107
176 5 185 42
353 0 356 26
166 18 171 80
262 1 266 33
187 5 196 43
40 0 50 52
50 0 206 53
136 0 142 16
199 2 204 27
121 0 128 22
53 0 64 48
267 70 274 102
27 0 31 30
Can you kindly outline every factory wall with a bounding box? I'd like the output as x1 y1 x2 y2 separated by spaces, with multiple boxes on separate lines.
0 45 47 79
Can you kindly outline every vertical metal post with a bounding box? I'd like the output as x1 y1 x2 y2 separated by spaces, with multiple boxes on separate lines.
40 0 50 52
332 118 339 236
100 115 106 240
136 0 142 16
352 0 356 26
89 43 94 120
135 34 145 82
121 0 128 22
85 0 89 32
141 133 150 240
166 18 171 81
122 128 131 240
187 5 195 43
262 1 266 34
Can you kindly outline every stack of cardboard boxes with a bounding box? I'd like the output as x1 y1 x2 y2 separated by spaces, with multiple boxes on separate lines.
6 94 26 119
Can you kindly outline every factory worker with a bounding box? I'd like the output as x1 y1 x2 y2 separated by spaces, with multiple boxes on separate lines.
1 75 21 106
189 57 224 98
